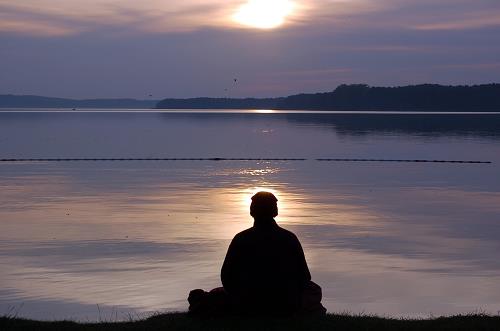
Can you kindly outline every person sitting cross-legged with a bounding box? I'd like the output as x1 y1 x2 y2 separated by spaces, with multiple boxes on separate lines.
188 191 326 316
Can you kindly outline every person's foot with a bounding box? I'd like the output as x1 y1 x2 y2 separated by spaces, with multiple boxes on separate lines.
188 289 207 306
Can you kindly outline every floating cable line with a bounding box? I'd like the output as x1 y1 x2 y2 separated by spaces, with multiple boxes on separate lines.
0 157 492 164
316 158 491 164
0 157 307 162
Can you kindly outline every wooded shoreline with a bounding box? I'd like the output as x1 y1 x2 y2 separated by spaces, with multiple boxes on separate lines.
2 84 499 111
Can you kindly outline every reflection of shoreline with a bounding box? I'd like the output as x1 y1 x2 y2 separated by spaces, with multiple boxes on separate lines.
285 114 500 139
152 112 500 139
2 111 499 140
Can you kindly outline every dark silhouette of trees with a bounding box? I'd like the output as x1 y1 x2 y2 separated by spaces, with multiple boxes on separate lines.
156 97 283 110
0 95 158 109
156 84 500 111
3 84 498 111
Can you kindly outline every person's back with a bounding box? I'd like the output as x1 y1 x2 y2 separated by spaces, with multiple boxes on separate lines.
221 217 310 314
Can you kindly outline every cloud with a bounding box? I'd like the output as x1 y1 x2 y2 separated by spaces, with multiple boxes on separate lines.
0 17 76 37
0 0 499 37
413 14 500 31
0 0 238 36
304 0 500 32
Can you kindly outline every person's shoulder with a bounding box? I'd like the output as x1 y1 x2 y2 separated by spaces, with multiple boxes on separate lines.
276 226 300 241
232 227 254 241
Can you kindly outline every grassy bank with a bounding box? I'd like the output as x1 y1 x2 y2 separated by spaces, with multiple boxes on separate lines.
1 313 500 331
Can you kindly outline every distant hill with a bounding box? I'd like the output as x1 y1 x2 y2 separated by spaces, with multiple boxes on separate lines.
156 97 284 110
0 95 159 109
3 84 499 111
156 84 500 111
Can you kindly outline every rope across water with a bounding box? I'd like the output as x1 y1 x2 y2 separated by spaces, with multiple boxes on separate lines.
0 158 492 164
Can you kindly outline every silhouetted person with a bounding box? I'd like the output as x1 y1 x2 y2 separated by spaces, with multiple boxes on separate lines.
188 191 326 316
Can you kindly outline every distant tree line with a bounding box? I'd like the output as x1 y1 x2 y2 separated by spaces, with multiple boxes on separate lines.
2 84 499 111
0 95 158 109
156 84 500 111
156 97 283 110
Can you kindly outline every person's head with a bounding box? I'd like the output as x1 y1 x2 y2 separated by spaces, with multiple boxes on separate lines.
250 191 278 219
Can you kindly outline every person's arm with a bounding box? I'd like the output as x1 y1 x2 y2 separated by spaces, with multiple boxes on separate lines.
295 237 311 285
221 236 240 294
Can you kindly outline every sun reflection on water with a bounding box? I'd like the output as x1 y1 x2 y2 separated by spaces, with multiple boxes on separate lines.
237 168 278 176
254 109 275 113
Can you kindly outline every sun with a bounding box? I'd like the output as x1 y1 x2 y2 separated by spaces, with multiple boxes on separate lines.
233 0 295 29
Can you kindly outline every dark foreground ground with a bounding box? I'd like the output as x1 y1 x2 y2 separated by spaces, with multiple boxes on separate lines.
2 313 500 331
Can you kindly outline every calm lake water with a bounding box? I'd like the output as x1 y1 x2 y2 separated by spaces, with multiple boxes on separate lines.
1 110 500 320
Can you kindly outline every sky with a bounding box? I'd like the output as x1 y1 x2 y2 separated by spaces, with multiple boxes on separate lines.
0 0 499 99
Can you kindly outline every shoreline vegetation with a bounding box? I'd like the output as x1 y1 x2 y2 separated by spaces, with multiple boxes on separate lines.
156 84 500 112
2 312 500 331
1 84 499 111
0 96 159 109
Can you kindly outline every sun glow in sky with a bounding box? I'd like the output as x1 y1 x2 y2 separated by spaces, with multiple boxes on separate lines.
233 0 295 29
